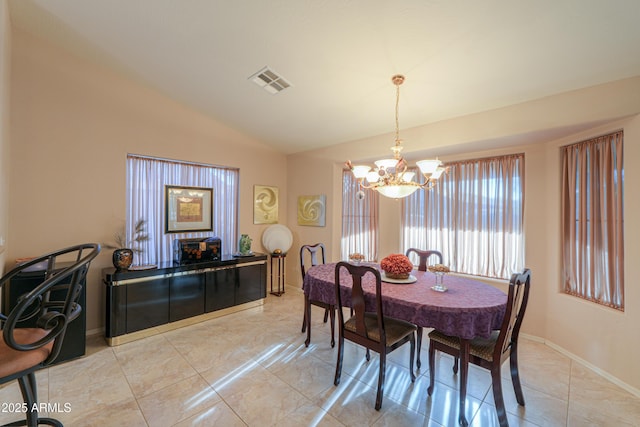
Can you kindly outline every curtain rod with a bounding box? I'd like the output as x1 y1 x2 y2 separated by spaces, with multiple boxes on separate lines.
127 153 239 171
561 129 623 149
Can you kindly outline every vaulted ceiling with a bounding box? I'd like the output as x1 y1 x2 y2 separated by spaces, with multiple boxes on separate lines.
9 0 640 154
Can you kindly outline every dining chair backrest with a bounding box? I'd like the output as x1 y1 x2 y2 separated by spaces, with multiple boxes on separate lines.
334 261 385 348
495 268 531 363
300 243 326 282
405 248 443 271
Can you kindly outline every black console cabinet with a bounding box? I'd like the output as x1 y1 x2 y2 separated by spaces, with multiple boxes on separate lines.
103 254 267 345
1 263 86 364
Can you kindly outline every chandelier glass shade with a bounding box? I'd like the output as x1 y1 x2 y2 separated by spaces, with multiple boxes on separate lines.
346 74 445 199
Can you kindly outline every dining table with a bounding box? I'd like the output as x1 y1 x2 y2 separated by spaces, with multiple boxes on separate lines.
302 262 508 425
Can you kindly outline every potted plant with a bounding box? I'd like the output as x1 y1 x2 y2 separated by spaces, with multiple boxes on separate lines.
104 219 150 270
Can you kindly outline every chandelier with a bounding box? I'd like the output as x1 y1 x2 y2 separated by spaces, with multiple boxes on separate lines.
346 74 445 199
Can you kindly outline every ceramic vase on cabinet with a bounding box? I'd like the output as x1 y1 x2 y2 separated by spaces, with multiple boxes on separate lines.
112 248 133 270
238 234 252 255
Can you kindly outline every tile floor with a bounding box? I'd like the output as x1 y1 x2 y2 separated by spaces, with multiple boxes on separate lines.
1 286 639 426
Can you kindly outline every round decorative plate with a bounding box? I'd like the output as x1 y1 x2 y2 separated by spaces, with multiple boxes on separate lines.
382 273 417 284
233 251 254 257
128 264 157 271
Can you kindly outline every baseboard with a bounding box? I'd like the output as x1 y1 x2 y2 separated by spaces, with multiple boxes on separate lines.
521 332 640 399
86 327 104 337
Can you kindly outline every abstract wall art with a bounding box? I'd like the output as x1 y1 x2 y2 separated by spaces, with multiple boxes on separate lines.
297 194 326 227
254 185 279 224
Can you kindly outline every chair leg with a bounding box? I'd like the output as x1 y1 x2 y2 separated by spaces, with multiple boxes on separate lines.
416 327 422 369
375 352 386 410
329 306 335 348
427 341 436 395
409 334 416 383
458 340 470 427
12 372 62 427
491 366 509 427
453 356 459 374
301 306 307 333
334 334 344 386
323 308 329 323
510 344 525 406
18 373 38 427
366 348 371 362
304 297 312 347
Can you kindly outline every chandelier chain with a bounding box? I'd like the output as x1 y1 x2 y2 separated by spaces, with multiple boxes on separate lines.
395 79 401 146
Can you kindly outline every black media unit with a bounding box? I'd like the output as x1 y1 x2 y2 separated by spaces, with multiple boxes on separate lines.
102 253 267 345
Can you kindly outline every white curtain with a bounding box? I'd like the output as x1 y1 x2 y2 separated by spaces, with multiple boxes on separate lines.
402 154 524 279
561 131 624 310
341 170 379 261
126 154 239 265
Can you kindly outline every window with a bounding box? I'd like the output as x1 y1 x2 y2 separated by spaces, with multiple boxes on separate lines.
402 154 524 279
561 131 624 310
126 154 239 265
341 170 379 261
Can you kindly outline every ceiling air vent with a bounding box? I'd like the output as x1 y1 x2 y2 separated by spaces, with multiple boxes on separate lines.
249 66 292 94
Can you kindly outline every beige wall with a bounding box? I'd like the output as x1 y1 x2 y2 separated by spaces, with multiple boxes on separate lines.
288 79 640 394
7 29 288 331
0 0 10 272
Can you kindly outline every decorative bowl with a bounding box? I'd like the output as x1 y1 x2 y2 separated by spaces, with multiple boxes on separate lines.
380 254 413 280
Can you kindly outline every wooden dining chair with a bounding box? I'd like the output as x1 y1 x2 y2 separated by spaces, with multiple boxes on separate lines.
333 262 417 410
0 243 101 427
300 243 335 347
427 268 531 427
405 247 443 369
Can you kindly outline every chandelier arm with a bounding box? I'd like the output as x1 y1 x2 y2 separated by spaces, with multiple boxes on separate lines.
357 180 378 190
416 179 436 189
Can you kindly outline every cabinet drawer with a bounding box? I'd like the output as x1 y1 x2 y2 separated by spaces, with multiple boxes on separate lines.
206 267 236 312
126 278 169 333
170 272 205 321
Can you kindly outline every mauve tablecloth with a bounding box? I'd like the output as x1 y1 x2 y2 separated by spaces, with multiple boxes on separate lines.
303 262 507 340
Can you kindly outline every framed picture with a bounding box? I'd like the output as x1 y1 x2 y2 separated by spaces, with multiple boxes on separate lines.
165 185 213 233
254 185 278 224
297 194 326 227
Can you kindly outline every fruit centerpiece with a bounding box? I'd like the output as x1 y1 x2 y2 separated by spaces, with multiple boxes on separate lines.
349 252 365 263
428 263 451 286
427 264 450 274
380 254 414 280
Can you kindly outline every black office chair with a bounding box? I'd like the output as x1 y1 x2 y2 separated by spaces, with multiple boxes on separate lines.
333 262 417 410
427 268 531 427
300 243 335 347
0 243 100 427
405 248 443 369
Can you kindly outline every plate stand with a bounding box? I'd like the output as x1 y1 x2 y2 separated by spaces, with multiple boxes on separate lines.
270 253 286 296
